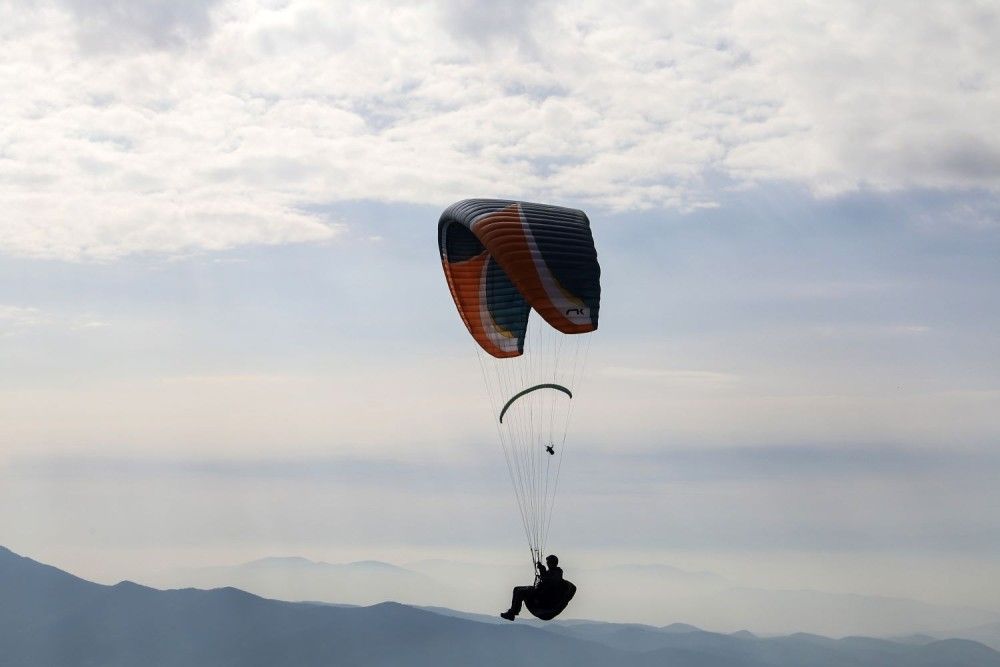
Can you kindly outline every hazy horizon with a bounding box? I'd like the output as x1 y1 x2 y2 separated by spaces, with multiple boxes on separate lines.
5 542 1000 640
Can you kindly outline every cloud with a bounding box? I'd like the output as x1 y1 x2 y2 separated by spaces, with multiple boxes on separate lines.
18 442 987 485
8 443 1000 558
917 196 1000 230
0 303 109 335
0 305 48 332
601 366 740 385
808 323 931 338
69 319 110 330
2 0 998 260
59 0 221 53
7 453 486 490
590 443 1000 484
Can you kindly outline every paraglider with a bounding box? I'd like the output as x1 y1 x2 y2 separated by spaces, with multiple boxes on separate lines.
438 199 600 620
501 554 576 621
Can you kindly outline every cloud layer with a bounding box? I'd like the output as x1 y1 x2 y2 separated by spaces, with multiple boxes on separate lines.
2 0 998 259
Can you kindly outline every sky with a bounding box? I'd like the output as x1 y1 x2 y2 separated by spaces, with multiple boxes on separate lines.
1 0 1000 621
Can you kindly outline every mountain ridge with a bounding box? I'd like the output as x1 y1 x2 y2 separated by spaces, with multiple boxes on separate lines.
3 545 999 667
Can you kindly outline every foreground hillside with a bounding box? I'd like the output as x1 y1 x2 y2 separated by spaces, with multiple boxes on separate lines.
2 546 999 667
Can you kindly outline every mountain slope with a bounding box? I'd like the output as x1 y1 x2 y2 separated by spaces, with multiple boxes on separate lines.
159 555 443 607
0 546 633 667
3 546 1000 667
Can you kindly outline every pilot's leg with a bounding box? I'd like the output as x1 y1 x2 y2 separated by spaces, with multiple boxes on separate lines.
509 585 535 616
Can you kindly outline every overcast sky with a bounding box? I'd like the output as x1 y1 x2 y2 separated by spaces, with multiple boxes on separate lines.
1 0 999 618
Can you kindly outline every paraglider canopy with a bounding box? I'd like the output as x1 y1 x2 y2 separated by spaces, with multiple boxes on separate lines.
438 199 601 358
438 198 600 570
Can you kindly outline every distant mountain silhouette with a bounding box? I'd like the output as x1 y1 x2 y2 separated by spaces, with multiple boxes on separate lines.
3 545 1000 667
945 621 1000 651
663 622 704 633
716 586 1000 637
158 553 444 608
597 563 729 585
154 554 1000 637
242 557 414 574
